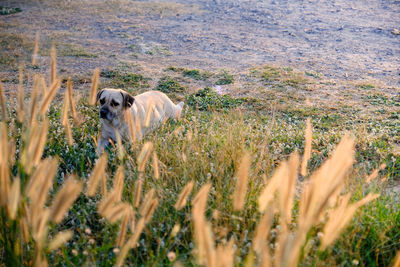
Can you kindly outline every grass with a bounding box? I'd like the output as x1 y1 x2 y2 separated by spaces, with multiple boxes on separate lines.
100 69 150 89
0 33 32 68
182 69 209 80
155 76 187 93
186 87 245 111
0 6 22 15
59 44 98 58
254 65 311 90
215 70 234 85
357 83 375 90
0 47 399 267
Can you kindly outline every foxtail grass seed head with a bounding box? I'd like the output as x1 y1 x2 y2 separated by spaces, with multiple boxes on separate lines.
61 89 70 126
98 191 118 216
32 32 39 66
258 168 281 212
39 78 61 115
133 179 143 207
366 163 386 183
320 193 379 249
32 119 49 166
67 77 77 119
233 152 251 211
116 218 146 267
253 208 273 255
139 189 155 217
112 165 125 202
300 118 312 177
7 177 20 220
137 142 153 172
33 208 50 243
125 109 136 144
0 82 7 121
143 198 158 222
50 176 82 223
64 116 73 146
115 130 124 160
103 202 131 224
50 45 57 84
48 230 73 251
192 183 211 213
117 213 129 247
87 153 108 197
29 75 41 125
144 99 154 127
117 214 129 247
298 135 355 230
33 158 58 209
280 152 299 224
40 75 47 95
152 152 159 179
17 64 25 123
175 181 194 210
89 68 100 105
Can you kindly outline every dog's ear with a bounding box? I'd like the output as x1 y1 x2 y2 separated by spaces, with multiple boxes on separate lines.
96 89 105 104
120 91 135 109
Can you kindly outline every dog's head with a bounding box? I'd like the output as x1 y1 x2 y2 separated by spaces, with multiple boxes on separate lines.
96 88 135 122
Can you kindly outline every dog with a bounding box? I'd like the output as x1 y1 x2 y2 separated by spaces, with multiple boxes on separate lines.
96 88 184 154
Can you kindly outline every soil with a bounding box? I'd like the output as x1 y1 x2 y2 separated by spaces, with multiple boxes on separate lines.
1 0 399 86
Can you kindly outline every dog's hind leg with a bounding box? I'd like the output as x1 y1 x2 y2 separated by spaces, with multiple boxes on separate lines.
173 102 184 119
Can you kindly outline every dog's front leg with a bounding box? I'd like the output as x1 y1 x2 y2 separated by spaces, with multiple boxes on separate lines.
96 136 109 155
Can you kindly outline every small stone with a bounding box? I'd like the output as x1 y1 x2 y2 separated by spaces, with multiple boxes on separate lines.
167 251 176 262
391 29 400 35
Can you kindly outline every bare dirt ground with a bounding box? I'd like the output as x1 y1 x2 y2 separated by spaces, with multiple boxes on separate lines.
0 0 399 109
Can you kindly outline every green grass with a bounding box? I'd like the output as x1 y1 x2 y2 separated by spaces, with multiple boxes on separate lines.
0 6 22 15
186 87 245 111
59 44 98 58
357 83 375 90
155 76 187 93
215 70 234 85
182 69 209 80
100 69 150 89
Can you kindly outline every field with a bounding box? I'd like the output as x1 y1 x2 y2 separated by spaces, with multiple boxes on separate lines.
0 1 400 267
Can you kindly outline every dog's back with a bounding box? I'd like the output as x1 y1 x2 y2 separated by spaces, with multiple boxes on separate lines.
131 91 184 135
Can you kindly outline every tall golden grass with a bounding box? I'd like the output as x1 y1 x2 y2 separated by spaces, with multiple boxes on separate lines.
0 82 8 121
32 32 39 66
89 68 100 105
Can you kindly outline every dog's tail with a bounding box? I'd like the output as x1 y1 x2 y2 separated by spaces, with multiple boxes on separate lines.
174 102 184 119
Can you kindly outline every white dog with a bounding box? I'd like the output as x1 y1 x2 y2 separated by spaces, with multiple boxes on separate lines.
96 88 184 154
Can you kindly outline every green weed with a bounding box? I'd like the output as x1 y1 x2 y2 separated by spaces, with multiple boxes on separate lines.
186 87 245 110
155 76 186 93
100 69 150 89
215 70 234 85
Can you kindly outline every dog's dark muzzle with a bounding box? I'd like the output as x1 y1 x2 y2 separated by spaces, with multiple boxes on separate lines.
100 107 109 119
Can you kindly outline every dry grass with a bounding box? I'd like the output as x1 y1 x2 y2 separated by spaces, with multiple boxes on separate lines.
89 68 100 106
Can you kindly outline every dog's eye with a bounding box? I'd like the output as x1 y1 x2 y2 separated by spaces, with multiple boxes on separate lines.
100 98 105 105
111 101 119 107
